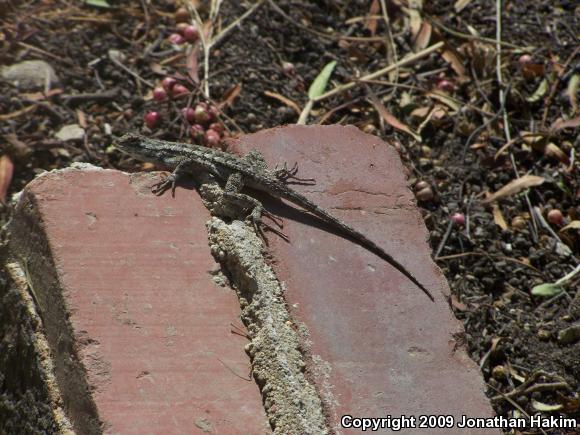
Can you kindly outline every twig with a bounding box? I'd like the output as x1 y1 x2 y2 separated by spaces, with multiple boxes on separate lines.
426 16 533 51
313 41 444 102
434 220 454 258
436 251 542 274
108 50 153 88
378 0 399 91
212 0 265 48
267 0 384 42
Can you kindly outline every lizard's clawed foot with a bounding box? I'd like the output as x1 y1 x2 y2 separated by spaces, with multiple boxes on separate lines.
247 212 289 245
151 174 177 197
273 162 315 184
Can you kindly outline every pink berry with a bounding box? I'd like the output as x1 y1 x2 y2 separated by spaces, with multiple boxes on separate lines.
518 54 533 65
437 79 454 92
172 84 189 97
161 77 177 91
181 107 196 123
144 111 161 129
169 33 185 45
190 124 205 141
205 129 220 147
153 87 167 102
183 25 199 42
194 104 210 124
547 209 564 226
451 212 466 226
282 61 295 75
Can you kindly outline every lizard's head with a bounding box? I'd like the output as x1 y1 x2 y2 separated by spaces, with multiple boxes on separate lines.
114 133 163 164
114 133 144 157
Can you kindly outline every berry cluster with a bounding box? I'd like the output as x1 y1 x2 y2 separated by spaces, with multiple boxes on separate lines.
142 8 225 148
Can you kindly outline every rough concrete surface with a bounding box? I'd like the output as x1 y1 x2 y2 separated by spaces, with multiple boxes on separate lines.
7 166 269 434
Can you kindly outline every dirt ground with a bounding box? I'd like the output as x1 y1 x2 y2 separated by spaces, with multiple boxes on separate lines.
1 0 578 433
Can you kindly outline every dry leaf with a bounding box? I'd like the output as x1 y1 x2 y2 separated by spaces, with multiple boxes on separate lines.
560 221 580 232
0 105 36 121
492 203 508 230
550 115 580 131
441 46 467 78
368 93 421 141
410 106 431 119
426 91 460 111
186 44 200 83
218 83 242 109
264 91 300 114
482 175 545 203
413 22 432 51
76 109 87 129
544 143 569 164
0 155 14 203
454 0 473 12
20 88 63 101
364 0 380 36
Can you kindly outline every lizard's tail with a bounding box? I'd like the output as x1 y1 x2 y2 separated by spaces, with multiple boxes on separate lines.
279 189 435 301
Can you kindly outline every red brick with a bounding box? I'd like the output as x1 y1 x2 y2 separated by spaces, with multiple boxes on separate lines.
228 125 497 434
10 168 268 434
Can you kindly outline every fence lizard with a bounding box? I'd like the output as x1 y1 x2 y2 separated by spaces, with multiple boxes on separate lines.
115 133 435 301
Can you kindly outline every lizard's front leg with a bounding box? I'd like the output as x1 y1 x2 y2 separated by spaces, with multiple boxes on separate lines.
151 158 193 197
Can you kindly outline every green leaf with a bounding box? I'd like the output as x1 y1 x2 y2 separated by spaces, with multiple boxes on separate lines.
308 61 337 100
85 0 112 8
531 283 563 297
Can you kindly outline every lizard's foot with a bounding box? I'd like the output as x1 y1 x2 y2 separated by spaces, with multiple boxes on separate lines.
273 162 315 184
151 174 177 197
247 209 289 244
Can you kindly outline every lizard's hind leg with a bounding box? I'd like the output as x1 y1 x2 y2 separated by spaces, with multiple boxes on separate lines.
273 162 316 184
222 173 288 242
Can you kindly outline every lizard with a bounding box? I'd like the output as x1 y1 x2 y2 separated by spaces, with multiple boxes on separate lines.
114 133 435 301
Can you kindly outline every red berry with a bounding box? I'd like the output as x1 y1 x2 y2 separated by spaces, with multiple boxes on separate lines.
181 107 196 123
144 111 161 129
209 122 224 135
194 104 210 124
547 209 564 226
451 212 466 226
169 33 185 45
153 87 167 102
207 105 218 121
183 25 199 42
205 129 220 147
172 84 189 97
161 77 177 91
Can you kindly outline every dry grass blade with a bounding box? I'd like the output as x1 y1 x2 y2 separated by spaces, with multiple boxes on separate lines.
482 175 545 203
367 93 421 141
264 91 300 114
